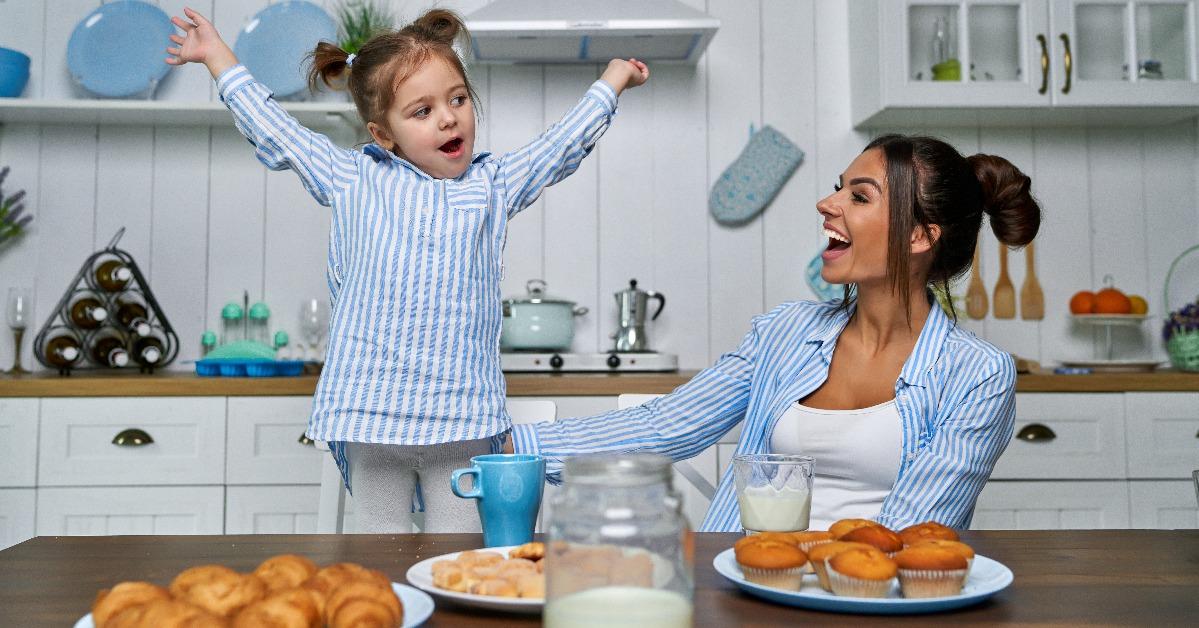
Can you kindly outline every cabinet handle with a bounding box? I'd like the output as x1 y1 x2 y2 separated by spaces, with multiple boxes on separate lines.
1059 33 1072 94
1016 423 1056 442
1036 34 1049 95
112 428 154 447
298 433 315 446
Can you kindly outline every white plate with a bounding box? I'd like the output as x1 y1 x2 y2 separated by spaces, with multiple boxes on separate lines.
1057 359 1163 373
1069 313 1150 325
74 582 434 628
405 545 543 614
713 548 1012 615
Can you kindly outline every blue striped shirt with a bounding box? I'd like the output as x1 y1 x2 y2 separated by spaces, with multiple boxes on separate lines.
217 65 619 478
512 299 1017 531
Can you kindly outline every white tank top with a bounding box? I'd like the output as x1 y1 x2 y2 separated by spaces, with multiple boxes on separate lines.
769 399 903 531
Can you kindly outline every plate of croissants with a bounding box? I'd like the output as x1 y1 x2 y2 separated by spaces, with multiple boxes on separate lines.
76 554 434 628
405 542 546 614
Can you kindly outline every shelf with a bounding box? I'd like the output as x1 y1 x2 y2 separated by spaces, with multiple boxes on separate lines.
0 98 360 127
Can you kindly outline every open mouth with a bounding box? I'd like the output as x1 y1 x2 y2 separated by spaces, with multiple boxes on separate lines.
823 227 851 261
438 138 464 155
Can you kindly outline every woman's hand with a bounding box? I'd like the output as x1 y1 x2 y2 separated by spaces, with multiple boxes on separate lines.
166 7 238 79
601 58 650 96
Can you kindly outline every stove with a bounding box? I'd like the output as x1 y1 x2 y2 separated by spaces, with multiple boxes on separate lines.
501 352 679 373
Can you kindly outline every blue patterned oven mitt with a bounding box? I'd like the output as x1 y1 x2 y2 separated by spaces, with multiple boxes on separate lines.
709 125 804 226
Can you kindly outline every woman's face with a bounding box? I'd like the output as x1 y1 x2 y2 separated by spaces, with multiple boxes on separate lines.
816 148 892 288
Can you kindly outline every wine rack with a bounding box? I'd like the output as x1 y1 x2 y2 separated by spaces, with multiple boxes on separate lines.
33 229 179 375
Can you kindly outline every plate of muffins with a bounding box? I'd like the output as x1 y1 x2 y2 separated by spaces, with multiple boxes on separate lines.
77 554 433 627
713 519 1013 614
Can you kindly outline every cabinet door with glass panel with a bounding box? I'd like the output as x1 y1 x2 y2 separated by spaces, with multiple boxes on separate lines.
1050 0 1199 106
879 1 1052 107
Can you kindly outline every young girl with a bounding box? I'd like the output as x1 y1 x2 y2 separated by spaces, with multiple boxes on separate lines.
166 7 648 532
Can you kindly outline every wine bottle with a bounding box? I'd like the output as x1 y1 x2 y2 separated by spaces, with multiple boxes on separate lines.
94 258 133 292
43 334 82 369
68 291 109 330
115 296 152 337
89 332 129 367
132 335 165 367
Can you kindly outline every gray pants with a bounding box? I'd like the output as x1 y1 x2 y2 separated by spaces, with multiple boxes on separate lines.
347 438 493 533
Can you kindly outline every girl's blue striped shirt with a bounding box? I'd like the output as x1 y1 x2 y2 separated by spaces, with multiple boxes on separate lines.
217 65 618 484
511 299 1017 532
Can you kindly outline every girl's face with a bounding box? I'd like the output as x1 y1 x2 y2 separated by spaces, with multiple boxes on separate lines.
816 148 892 288
367 57 476 179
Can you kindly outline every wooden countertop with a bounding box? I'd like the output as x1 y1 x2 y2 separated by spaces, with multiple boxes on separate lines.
2 369 1199 397
1 530 1197 627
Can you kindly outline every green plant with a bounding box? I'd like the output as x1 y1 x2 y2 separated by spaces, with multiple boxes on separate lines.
336 0 395 55
0 166 31 249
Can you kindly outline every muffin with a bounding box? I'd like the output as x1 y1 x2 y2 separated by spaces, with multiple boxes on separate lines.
893 545 969 598
839 524 904 555
898 521 960 546
829 518 879 539
806 541 875 592
826 548 898 598
734 540 808 590
790 531 834 573
910 539 976 570
734 531 799 553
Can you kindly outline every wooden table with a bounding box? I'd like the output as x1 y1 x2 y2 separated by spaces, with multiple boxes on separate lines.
1 530 1196 626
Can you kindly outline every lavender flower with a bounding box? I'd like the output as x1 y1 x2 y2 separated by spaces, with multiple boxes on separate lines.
0 166 32 247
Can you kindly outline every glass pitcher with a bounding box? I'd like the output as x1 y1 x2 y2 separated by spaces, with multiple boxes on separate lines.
544 454 693 628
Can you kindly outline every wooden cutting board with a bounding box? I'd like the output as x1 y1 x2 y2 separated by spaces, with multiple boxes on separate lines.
993 243 1016 319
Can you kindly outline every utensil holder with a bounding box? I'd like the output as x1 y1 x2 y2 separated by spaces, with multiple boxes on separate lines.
1163 244 1199 372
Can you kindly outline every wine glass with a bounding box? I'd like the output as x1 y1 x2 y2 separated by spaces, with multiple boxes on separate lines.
6 287 33 374
299 298 329 363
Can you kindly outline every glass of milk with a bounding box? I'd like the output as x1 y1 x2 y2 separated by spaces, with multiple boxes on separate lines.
733 454 814 534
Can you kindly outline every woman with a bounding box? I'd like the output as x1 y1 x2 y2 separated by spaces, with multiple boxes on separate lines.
509 134 1041 531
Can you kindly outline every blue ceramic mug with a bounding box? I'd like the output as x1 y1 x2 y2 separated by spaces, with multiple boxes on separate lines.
451 454 545 547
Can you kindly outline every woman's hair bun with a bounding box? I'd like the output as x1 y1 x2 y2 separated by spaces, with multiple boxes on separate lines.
411 8 465 46
968 153 1041 247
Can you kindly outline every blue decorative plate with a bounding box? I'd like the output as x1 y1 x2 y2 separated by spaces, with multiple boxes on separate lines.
713 548 1013 615
234 1 337 99
66 0 173 98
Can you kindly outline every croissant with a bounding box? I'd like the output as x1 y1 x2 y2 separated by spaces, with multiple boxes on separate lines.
231 587 321 628
253 555 318 592
324 580 402 626
91 581 171 627
170 565 266 617
106 598 227 628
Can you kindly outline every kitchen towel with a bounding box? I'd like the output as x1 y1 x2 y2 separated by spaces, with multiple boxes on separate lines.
709 124 804 226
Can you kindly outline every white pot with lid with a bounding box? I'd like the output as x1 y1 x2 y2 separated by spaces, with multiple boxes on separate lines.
501 279 588 351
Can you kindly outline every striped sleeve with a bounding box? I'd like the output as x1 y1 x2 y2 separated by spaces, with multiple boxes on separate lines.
876 353 1017 529
216 65 359 206
495 79 618 218
512 305 786 484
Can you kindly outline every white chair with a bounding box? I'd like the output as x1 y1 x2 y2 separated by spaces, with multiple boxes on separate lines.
617 394 719 528
315 398 557 533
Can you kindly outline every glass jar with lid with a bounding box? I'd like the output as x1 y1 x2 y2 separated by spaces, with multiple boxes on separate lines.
544 454 693 628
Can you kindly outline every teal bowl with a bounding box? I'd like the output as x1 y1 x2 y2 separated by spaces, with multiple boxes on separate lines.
0 47 31 97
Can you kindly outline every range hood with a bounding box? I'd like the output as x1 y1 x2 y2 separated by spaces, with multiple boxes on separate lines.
464 0 719 65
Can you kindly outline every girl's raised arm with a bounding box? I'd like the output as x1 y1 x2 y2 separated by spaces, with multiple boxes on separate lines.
165 8 359 206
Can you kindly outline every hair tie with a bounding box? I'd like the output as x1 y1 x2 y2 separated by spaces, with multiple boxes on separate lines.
346 53 357 67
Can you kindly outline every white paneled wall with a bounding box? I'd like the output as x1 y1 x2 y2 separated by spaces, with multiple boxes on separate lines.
2 0 1199 375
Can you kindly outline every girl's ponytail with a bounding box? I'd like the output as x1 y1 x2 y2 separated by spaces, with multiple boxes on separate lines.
308 41 352 91
408 8 466 47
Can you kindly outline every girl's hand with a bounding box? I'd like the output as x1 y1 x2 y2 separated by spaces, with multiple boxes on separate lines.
166 7 238 79
601 58 650 95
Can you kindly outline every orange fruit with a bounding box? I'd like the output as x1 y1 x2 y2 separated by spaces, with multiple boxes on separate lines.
1094 288 1132 314
1069 291 1096 314
1128 295 1148 315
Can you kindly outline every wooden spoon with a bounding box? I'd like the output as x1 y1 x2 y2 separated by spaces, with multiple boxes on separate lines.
966 245 988 319
1020 241 1044 320
993 243 1016 319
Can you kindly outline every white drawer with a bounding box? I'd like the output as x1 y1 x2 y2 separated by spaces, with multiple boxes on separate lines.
0 488 36 550
226 485 320 534
36 486 225 535
972 481 1130 530
1129 480 1199 529
38 397 226 486
991 393 1126 480
1124 393 1199 479
226 397 323 485
0 398 38 487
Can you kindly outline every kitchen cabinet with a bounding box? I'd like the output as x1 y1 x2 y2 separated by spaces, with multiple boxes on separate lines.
972 480 1131 528
850 0 1199 127
989 393 1127 480
1124 392 1199 479
0 398 37 488
226 397 323 485
1129 480 1199 528
226 486 320 535
0 489 35 549
35 486 224 535
0 99 357 128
